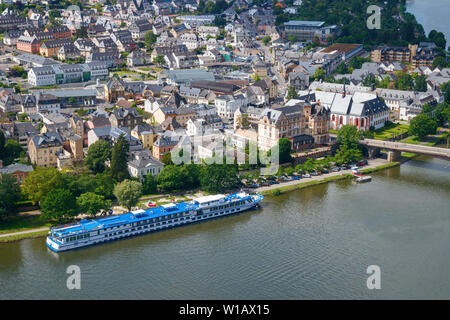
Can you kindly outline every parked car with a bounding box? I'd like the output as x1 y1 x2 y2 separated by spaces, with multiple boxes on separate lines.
311 171 318 176
351 166 359 171
302 174 311 178
357 160 368 166
331 167 340 172
292 176 300 180
248 184 260 188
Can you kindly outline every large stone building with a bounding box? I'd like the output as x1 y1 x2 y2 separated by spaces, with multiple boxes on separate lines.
257 104 306 151
28 132 64 167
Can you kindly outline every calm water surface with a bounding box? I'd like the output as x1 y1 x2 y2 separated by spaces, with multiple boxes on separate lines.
1 156 450 299
406 0 450 44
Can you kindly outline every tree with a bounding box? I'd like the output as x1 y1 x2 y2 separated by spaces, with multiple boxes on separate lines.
335 63 349 75
199 164 240 193
113 179 142 211
94 173 116 200
271 138 292 164
110 134 130 182
414 75 427 92
144 31 157 49
153 55 165 66
337 125 363 151
1 139 24 165
142 173 157 195
85 139 111 174
0 130 5 159
432 56 448 69
22 167 64 204
286 85 298 100
428 30 446 50
41 189 78 221
156 165 190 192
441 81 450 104
77 192 110 217
409 114 437 140
313 67 325 81
262 35 271 46
0 174 21 221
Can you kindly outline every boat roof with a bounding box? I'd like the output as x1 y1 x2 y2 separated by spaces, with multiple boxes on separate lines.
51 193 252 237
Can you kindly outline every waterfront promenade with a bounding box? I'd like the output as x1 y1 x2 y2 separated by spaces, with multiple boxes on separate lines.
255 158 389 193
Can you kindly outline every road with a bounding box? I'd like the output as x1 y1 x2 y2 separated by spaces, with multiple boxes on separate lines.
255 158 389 193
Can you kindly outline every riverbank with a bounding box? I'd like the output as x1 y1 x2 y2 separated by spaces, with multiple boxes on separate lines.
257 158 401 196
0 157 417 243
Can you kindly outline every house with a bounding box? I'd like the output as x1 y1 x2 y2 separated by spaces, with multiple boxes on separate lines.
86 51 122 68
131 123 155 149
254 78 279 102
0 161 33 184
127 149 164 182
129 19 153 40
127 50 149 67
257 104 306 151
28 132 64 167
215 94 247 120
16 35 40 54
152 135 178 160
58 44 81 61
109 107 143 130
39 38 74 57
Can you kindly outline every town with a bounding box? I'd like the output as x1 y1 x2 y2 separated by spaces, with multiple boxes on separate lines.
0 0 449 238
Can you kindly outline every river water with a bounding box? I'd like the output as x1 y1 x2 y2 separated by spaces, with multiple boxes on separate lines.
1 155 450 299
406 0 450 44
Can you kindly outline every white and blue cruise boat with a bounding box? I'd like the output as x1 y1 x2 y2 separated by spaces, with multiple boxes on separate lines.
46 192 264 252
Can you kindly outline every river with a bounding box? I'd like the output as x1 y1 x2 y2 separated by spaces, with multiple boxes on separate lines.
406 0 450 44
1 155 450 299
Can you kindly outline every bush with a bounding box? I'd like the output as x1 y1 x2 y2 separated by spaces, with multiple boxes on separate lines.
271 189 281 196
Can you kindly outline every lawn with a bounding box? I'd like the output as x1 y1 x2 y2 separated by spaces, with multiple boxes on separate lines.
373 123 409 141
0 215 52 235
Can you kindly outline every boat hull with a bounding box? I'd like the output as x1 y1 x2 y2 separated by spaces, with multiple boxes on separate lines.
46 195 263 253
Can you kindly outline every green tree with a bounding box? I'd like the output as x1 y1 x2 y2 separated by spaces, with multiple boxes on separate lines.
0 174 21 221
441 81 450 104
272 138 292 164
110 134 130 182
286 85 298 100
313 67 325 81
262 35 271 46
113 179 142 211
432 56 448 69
199 164 240 193
22 167 64 204
144 31 157 49
94 173 116 200
414 75 427 92
77 192 110 217
85 139 111 174
156 165 190 192
41 189 78 221
142 173 157 195
409 114 437 140
153 55 165 66
337 125 363 150
335 63 349 74
0 130 5 159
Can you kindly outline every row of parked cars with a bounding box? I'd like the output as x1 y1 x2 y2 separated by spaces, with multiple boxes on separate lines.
245 160 369 188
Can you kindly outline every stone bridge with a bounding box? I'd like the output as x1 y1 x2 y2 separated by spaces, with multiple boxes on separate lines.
360 139 450 162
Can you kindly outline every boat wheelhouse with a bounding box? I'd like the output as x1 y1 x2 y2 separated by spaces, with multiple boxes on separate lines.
46 192 264 252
